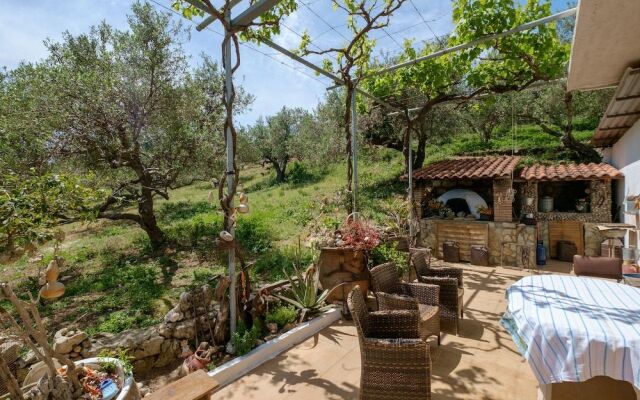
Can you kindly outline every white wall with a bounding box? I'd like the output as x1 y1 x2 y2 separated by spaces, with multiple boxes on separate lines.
609 120 640 250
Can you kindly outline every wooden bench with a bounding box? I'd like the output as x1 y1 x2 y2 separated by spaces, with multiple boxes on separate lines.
145 370 219 400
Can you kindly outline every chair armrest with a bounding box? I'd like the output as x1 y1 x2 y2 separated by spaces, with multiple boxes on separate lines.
369 310 420 339
400 282 440 306
376 292 419 311
362 337 430 364
426 267 463 287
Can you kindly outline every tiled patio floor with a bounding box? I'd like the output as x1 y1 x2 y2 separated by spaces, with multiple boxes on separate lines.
214 261 573 400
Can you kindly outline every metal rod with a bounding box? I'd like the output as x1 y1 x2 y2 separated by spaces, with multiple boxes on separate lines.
232 0 283 27
223 9 237 339
196 0 243 31
359 7 577 82
351 90 358 217
258 38 401 112
408 128 414 239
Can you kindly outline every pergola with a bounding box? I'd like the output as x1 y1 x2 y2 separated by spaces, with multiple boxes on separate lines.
179 0 577 337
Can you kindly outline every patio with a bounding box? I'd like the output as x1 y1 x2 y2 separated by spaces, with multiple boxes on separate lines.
214 261 573 400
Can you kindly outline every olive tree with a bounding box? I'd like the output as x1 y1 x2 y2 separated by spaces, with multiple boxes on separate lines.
13 3 252 249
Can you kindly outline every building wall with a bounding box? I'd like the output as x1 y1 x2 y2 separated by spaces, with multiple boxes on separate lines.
493 179 514 222
609 120 640 248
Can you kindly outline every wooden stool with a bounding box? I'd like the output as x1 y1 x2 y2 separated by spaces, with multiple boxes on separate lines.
145 370 218 400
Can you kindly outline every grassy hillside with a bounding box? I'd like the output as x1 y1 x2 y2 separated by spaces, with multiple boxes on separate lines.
0 125 593 335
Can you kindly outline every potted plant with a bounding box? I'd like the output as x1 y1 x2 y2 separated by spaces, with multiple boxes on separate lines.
317 216 380 303
380 196 410 250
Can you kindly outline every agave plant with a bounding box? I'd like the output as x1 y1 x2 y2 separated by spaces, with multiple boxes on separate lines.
276 264 340 323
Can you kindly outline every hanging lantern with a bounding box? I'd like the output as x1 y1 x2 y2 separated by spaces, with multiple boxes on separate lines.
39 258 65 299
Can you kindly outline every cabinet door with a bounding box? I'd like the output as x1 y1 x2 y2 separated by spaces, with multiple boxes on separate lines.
548 220 584 258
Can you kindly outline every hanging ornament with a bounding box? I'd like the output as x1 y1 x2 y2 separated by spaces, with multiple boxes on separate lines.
239 192 248 204
219 231 234 242
237 204 250 214
39 257 65 299
208 191 215 203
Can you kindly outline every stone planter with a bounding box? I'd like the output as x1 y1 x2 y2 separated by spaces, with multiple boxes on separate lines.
5 358 140 400
208 308 341 389
317 247 369 302
76 357 140 400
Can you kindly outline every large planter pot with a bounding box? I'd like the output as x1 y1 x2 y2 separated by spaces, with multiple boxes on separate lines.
5 357 139 400
317 247 369 302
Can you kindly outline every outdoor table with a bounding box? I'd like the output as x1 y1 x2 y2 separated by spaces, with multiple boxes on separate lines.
502 274 640 399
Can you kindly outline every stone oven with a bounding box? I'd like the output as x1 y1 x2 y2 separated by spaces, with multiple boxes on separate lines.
408 157 624 267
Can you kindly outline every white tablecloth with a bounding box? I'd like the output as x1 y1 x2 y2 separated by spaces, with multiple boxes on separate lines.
503 274 640 389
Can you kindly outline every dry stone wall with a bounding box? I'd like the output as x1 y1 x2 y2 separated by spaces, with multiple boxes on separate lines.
419 219 536 267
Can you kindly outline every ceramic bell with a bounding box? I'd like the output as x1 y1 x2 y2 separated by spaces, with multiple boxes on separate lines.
208 191 215 203
219 231 234 242
237 204 249 214
239 192 248 204
39 257 65 299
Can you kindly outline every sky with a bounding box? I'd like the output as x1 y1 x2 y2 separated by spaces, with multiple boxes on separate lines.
0 0 568 126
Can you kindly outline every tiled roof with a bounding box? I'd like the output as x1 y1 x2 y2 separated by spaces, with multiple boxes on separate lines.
411 156 521 180
520 162 623 181
592 67 640 147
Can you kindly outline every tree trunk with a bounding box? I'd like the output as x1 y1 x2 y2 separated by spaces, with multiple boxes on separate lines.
138 187 165 250
413 133 427 170
273 161 287 183
562 91 601 163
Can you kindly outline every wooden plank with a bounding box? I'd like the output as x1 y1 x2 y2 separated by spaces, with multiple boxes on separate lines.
146 370 218 400
436 221 489 261
548 221 584 258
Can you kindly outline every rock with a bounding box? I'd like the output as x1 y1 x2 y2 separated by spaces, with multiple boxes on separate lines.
158 323 174 338
254 339 265 347
1 340 21 363
164 309 183 323
133 357 155 374
264 334 278 341
266 323 278 334
178 292 192 312
154 340 180 367
133 336 164 359
23 349 38 364
73 346 82 353
225 342 235 355
173 320 195 339
53 329 87 354
81 339 91 348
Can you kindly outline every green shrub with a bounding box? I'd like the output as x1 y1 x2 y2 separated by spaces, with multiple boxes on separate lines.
370 242 409 275
266 305 298 328
235 215 273 254
232 320 262 356
253 245 316 281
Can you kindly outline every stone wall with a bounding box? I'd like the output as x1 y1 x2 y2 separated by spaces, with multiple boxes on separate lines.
419 219 536 267
9 284 221 387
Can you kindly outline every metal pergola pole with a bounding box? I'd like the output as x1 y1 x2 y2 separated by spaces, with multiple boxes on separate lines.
223 8 237 338
351 90 358 217
408 128 414 239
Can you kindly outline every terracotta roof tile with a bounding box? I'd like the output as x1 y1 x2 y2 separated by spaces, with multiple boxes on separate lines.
520 162 623 180
410 156 521 180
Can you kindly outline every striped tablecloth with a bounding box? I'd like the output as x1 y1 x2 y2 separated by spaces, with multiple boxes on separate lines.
502 274 640 389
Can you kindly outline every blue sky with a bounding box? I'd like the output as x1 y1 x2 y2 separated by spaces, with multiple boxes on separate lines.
0 0 568 126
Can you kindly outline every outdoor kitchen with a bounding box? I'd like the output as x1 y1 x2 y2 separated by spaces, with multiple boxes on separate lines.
410 156 626 268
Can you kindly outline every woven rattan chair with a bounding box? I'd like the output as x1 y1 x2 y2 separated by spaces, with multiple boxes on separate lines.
348 286 432 400
370 262 441 344
410 248 464 334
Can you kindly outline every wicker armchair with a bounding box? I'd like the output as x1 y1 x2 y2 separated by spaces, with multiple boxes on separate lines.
348 286 432 400
410 248 464 334
370 262 441 344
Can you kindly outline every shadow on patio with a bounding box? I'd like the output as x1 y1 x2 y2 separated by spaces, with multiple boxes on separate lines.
213 262 573 400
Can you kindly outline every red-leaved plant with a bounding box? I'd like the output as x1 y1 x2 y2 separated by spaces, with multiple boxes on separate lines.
340 219 380 251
